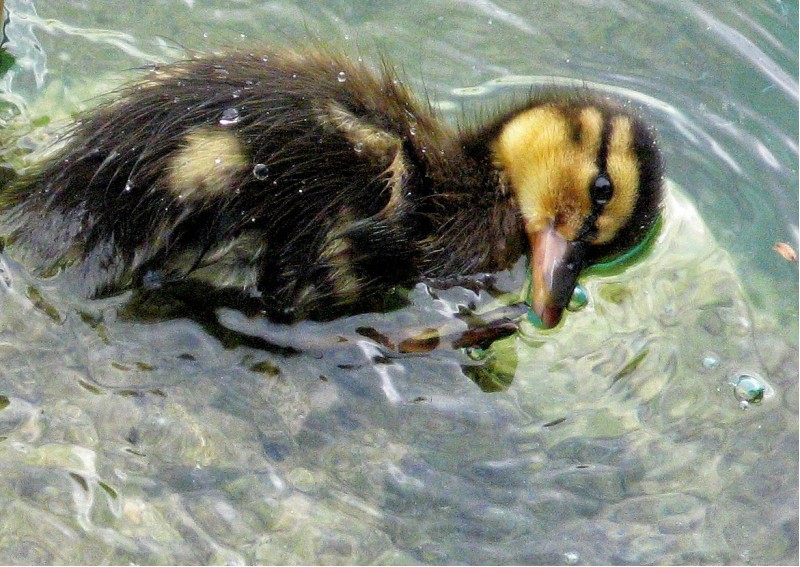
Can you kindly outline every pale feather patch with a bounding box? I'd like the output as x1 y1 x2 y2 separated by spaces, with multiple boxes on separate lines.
320 211 361 301
578 107 603 155
380 150 408 218
321 101 400 160
167 128 248 201
596 116 639 243
188 232 266 289
135 66 184 90
319 101 408 218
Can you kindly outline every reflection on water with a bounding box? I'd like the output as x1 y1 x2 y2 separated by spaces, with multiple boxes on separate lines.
0 1 796 564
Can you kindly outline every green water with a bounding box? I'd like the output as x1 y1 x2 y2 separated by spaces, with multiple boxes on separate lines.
0 1 796 564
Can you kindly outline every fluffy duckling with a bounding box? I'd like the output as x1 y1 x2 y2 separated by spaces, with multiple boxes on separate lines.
0 49 663 328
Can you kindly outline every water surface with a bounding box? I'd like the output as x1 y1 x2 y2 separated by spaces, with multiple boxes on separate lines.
0 1 796 564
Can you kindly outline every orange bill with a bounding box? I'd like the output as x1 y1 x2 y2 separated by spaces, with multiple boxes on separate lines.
528 224 586 329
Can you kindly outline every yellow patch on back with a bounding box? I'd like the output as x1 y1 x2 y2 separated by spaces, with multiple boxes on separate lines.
167 128 248 201
595 116 639 243
492 105 599 240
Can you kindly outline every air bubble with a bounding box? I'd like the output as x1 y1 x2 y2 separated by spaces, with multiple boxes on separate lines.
123 181 134 193
253 164 269 180
337 71 347 83
465 347 489 361
732 373 765 404
567 284 588 312
353 142 364 153
702 354 720 369
219 107 240 126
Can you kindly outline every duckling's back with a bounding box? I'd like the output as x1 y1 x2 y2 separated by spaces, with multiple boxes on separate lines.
1 50 450 320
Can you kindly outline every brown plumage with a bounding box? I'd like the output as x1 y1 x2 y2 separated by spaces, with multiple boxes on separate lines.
0 48 663 327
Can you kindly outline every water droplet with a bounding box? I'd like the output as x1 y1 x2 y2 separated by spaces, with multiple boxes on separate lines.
567 284 588 312
353 142 364 154
123 181 134 193
219 107 240 126
409 126 417 136
337 71 347 83
732 373 765 404
252 163 269 180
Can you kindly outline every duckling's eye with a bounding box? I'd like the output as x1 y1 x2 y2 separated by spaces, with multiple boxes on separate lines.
591 174 613 206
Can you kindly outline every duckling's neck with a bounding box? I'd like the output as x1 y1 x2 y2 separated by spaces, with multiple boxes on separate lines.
417 136 525 279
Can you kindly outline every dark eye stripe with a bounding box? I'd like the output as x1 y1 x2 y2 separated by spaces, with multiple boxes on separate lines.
595 113 612 172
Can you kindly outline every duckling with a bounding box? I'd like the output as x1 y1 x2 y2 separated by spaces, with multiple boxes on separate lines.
0 49 663 328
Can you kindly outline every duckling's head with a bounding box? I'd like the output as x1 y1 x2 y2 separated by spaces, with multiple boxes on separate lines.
491 91 664 328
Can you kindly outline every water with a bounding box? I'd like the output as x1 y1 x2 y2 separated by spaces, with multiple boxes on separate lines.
0 0 796 564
